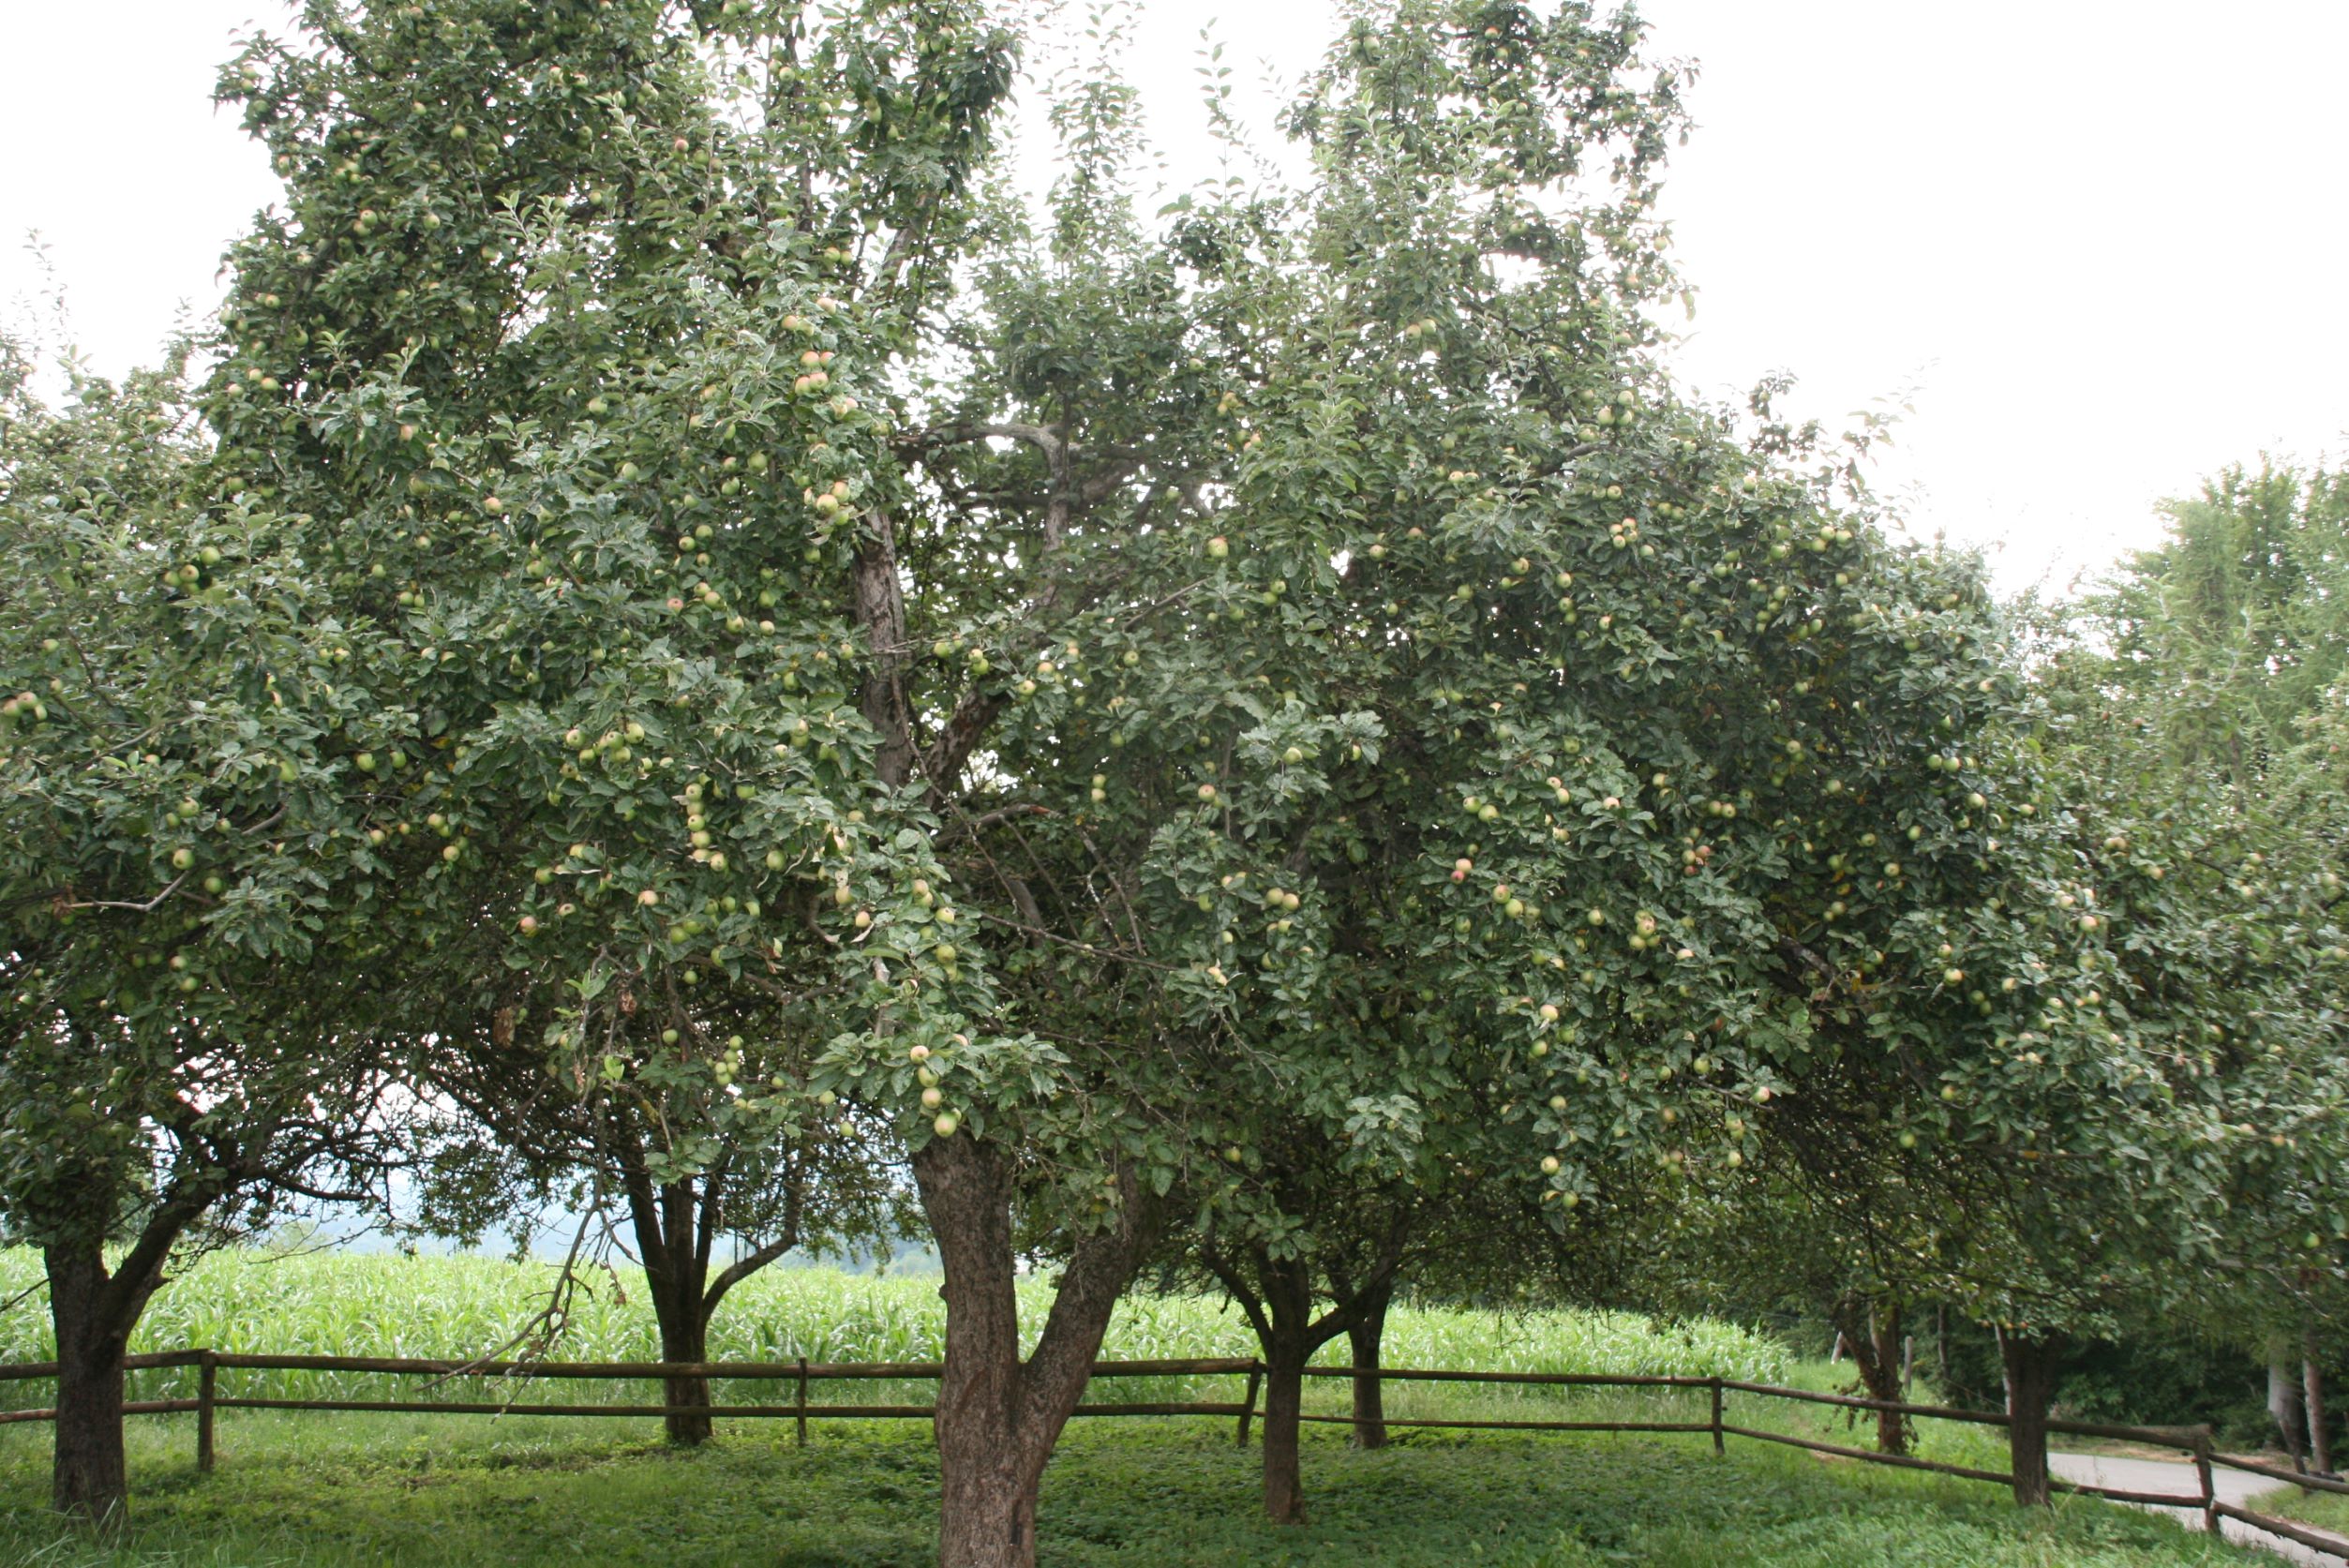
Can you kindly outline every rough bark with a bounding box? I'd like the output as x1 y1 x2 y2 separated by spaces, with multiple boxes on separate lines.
1999 1328 2063 1507
1347 1286 1391 1451
655 1295 713 1447
856 420 1139 1566
916 1132 1155 1568
1260 1327 1310 1525
851 505 918 790
46 1238 165 1527
621 1161 717 1446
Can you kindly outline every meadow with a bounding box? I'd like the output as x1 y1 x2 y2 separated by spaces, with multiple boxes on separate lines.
0 1248 2272 1565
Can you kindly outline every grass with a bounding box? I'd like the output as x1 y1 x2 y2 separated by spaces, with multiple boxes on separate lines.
0 1248 2216 1563
0 1247 2013 1471
2245 1476 2349 1538
0 1411 2273 1567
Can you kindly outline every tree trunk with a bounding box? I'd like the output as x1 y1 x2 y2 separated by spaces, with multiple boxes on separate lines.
39 1178 209 1527
46 1241 135 1527
655 1296 713 1447
2271 1349 2311 1470
1870 1306 1909 1456
917 1132 1154 1568
1258 1329 1310 1525
2000 1328 2063 1507
622 1171 717 1448
1833 1296 1908 1456
1234 1253 1326 1526
2306 1328 2332 1476
1347 1287 1391 1452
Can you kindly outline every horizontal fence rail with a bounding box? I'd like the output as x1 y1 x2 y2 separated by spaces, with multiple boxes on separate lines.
0 1350 2340 1560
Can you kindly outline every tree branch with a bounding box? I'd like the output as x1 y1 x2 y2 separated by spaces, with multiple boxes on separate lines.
65 874 187 915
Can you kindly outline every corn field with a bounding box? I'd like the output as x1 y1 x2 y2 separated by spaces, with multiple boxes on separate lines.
0 1248 1790 1420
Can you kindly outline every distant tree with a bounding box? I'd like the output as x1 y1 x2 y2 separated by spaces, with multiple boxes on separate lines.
2092 460 2349 784
1633 1165 1923 1455
2035 457 2349 1470
1690 502 2349 1504
425 997 909 1444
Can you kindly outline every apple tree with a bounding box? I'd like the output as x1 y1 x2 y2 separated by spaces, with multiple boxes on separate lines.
202 0 1020 1456
875 0 2134 1533
1693 551 2349 1505
0 335 427 1523
2024 460 2349 1465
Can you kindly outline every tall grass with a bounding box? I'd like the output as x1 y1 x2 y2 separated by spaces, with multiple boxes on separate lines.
0 1247 2027 1497
0 1247 1789 1420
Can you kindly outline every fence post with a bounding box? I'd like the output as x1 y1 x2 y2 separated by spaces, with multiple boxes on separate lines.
1236 1361 1263 1448
2193 1424 2218 1536
796 1358 809 1449
1710 1376 1725 1456
197 1350 217 1474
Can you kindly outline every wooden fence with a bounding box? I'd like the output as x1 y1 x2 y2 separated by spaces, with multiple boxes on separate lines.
1 1350 2342 1559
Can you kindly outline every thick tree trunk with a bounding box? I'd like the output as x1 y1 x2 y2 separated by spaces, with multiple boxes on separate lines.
622 1172 717 1448
1347 1288 1391 1452
1260 1331 1309 1525
46 1242 137 1527
917 1132 1153 1568
2000 1329 2063 1507
52 1351 129 1528
655 1298 713 1447
38 1175 210 1527
2306 1328 2332 1476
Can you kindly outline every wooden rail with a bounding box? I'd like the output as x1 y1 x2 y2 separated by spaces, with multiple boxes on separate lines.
0 1350 2341 1559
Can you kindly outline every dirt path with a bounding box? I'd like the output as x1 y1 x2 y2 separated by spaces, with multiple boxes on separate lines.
2050 1452 2345 1565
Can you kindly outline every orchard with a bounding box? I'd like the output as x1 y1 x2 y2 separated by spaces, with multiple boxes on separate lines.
0 1 2342 1564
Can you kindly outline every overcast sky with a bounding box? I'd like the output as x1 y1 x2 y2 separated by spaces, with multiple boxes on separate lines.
6 1 2344 594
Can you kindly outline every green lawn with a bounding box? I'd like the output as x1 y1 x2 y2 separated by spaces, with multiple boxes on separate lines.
0 1411 2270 1567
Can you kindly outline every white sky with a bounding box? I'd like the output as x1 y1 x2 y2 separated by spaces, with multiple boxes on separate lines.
7 1 2344 594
